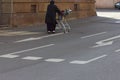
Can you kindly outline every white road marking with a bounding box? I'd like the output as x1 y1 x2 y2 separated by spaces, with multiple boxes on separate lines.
115 49 120 52
92 34 120 48
96 35 120 42
70 61 88 64
81 32 106 39
70 54 107 64
92 41 113 48
45 58 65 62
0 44 54 59
115 21 120 23
7 44 54 55
0 54 19 58
15 33 64 43
22 56 43 60
0 54 107 65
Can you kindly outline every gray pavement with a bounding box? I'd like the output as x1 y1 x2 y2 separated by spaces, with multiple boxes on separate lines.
0 9 120 80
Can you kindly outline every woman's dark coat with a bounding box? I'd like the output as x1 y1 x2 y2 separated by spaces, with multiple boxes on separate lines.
45 3 61 25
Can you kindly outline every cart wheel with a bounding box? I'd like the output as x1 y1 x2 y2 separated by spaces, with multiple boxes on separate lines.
68 29 70 32
64 30 68 33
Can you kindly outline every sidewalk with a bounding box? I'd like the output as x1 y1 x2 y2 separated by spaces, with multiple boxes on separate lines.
0 23 46 37
0 15 109 37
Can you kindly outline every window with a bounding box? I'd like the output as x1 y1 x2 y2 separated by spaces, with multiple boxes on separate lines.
74 4 80 11
31 5 37 13
0 1 2 15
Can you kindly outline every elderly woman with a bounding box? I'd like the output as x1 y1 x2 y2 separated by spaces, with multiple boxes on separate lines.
45 0 61 33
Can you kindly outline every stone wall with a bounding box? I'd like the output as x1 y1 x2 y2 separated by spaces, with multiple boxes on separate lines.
0 0 96 27
96 0 120 8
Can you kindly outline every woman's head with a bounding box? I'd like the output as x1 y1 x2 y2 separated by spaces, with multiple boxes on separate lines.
50 0 54 4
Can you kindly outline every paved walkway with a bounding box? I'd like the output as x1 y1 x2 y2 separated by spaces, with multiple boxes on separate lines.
0 16 107 36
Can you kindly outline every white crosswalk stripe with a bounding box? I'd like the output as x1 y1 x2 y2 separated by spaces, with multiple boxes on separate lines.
22 56 43 60
44 58 65 62
0 54 19 58
0 55 107 65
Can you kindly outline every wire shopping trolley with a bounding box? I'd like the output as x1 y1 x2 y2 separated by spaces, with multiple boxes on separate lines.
56 9 72 33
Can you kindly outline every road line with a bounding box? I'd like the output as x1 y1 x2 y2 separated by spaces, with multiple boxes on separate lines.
70 61 88 64
92 41 113 48
45 58 65 62
115 49 120 52
9 44 54 55
0 44 54 59
92 34 120 48
87 54 107 63
70 54 107 64
22 56 43 60
115 21 120 23
15 33 64 43
81 32 107 39
0 54 19 58
97 35 120 42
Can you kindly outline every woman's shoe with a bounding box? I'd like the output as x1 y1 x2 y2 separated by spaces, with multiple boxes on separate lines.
52 30 55 33
47 31 51 34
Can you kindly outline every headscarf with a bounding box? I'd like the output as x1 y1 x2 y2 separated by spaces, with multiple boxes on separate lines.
50 0 54 4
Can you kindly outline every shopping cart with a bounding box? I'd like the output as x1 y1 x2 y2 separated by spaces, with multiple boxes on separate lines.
56 9 72 33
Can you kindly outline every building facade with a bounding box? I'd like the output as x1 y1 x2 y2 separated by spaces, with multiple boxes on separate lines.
96 0 120 8
0 0 96 27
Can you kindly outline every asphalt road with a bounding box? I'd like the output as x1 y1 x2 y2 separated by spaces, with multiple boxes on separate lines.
0 9 120 80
